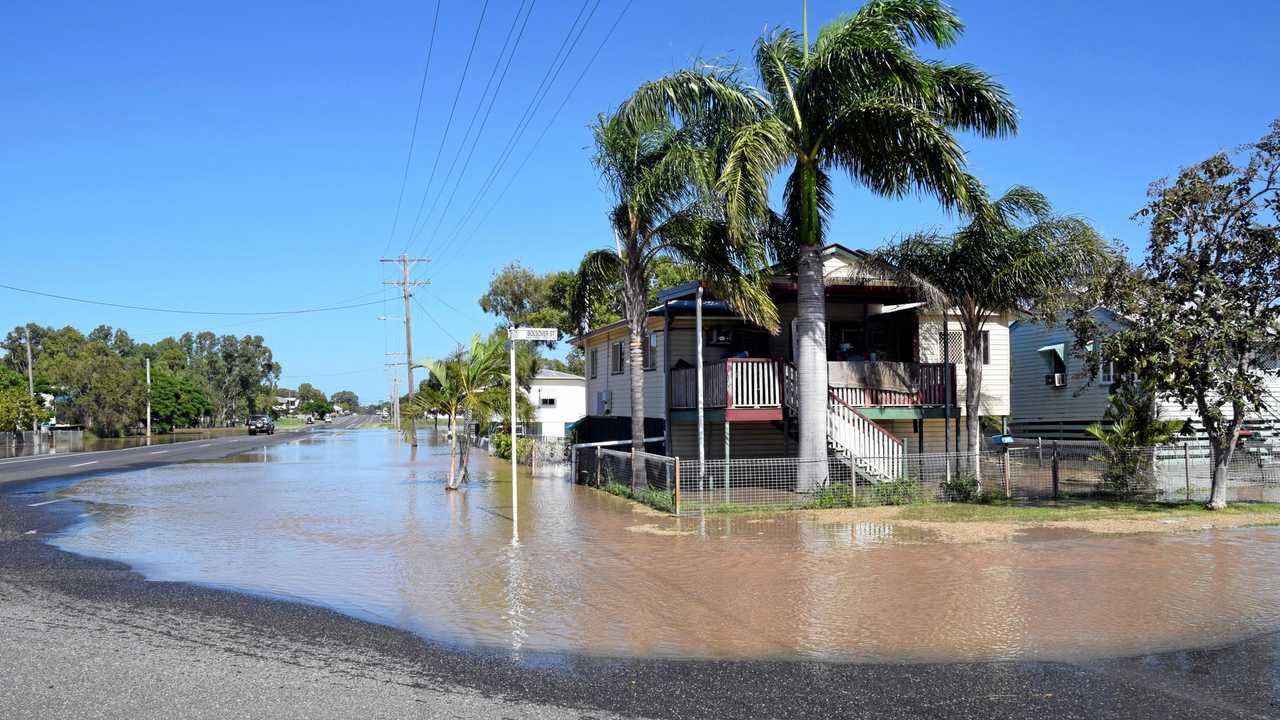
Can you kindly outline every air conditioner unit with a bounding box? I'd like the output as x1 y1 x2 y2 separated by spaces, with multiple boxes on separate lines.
1044 373 1067 387
595 390 612 415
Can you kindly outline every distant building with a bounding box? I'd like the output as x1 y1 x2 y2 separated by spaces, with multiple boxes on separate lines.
524 370 586 438
273 396 301 413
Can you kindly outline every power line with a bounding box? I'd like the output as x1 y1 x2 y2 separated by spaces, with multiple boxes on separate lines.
401 0 493 254
409 0 601 263
432 0 633 273
382 0 444 255
412 294 463 347
409 0 538 252
0 282 388 316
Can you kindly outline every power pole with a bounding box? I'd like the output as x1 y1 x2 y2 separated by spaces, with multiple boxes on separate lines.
381 255 429 447
24 326 36 433
145 357 152 444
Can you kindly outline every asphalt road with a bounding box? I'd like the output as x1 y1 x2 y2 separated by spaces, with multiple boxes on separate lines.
0 414 373 486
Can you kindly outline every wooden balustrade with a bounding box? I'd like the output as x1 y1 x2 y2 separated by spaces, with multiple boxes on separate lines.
671 359 956 410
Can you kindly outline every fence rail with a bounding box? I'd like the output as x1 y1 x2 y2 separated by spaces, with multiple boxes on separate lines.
574 440 1280 515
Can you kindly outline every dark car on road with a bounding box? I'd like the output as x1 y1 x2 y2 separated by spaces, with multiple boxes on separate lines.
247 415 275 436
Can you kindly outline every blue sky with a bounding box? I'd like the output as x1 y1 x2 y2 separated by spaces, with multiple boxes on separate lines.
3 0 1277 403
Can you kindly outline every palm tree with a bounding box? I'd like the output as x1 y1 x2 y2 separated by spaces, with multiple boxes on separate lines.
574 109 778 490
412 334 508 490
620 0 1017 489
878 186 1105 473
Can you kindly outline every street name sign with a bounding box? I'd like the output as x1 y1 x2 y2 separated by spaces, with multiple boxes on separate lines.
511 327 559 342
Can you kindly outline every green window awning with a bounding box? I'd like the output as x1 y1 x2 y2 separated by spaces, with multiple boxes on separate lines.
1037 343 1065 361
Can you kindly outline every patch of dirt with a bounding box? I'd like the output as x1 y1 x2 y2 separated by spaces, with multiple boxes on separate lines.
794 506 1280 544
625 523 696 536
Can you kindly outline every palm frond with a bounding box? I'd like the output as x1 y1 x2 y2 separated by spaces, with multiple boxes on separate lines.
718 117 793 241
618 66 767 133
571 249 623 332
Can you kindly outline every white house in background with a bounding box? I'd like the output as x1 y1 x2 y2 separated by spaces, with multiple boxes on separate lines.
274 396 301 413
1009 308 1280 443
525 369 586 438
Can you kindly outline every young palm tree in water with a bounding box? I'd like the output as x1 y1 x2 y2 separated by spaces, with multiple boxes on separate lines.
620 0 1016 489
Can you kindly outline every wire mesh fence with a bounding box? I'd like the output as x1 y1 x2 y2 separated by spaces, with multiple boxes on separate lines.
573 440 1280 514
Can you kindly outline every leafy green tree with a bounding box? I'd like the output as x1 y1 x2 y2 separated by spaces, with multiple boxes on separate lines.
300 399 333 418
42 340 142 436
1077 119 1280 509
330 390 359 411
297 383 326 406
150 366 212 431
621 0 1016 488
0 367 26 391
877 186 1105 473
574 108 778 489
0 387 44 431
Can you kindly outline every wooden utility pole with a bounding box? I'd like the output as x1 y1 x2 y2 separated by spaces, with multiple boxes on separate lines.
381 255 429 447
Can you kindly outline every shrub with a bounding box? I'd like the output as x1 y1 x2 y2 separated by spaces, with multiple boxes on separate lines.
492 434 535 463
940 473 982 503
871 477 924 506
598 481 675 513
809 483 856 508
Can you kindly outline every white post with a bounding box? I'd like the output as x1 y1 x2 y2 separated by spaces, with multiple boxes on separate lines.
145 357 152 444
696 285 705 493
24 326 37 434
510 329 519 546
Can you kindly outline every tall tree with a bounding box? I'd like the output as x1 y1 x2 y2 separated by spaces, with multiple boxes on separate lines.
621 0 1016 488
878 186 1105 472
574 108 778 489
1077 119 1280 509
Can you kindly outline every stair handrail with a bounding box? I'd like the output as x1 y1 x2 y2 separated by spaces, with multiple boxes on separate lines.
827 390 904 480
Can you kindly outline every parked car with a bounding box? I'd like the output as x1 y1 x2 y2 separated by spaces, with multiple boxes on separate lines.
247 415 275 436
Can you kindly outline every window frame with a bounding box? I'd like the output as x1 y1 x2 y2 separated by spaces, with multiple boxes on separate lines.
610 340 625 375
981 330 991 365
642 333 658 371
540 396 557 408
1100 360 1116 385
589 348 599 379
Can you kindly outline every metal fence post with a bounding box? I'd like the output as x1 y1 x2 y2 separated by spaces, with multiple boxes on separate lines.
1051 441 1060 500
1003 447 1012 498
1037 436 1043 468
673 457 681 515
1183 443 1191 502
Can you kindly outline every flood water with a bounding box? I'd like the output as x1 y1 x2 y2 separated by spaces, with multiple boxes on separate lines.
41 428 1280 663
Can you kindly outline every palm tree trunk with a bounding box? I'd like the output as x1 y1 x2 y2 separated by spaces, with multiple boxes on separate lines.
962 318 984 480
624 259 648 492
447 415 459 489
458 409 474 483
795 163 828 491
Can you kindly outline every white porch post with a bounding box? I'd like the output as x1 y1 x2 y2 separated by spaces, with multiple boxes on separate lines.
696 285 705 493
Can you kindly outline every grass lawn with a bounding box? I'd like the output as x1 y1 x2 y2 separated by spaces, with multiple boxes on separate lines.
275 417 307 428
895 500 1280 523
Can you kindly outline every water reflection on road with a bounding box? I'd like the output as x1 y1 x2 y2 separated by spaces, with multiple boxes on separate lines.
47 429 1280 663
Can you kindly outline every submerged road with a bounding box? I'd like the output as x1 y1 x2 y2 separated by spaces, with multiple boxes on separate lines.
0 414 375 485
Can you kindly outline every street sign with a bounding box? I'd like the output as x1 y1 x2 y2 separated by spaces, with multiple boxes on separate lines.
511 327 558 342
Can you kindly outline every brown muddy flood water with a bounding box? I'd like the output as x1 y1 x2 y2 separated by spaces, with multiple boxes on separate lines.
44 429 1280 663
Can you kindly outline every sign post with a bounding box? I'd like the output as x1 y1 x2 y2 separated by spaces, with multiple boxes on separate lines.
508 327 559 546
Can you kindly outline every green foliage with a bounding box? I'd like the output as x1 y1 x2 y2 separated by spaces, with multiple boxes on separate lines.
492 434 535 463
0 367 27 391
940 473 983 503
1084 383 1183 499
149 366 211 432
0 386 45 431
808 483 857 508
598 481 676 514
300 400 333 418
1074 119 1280 508
870 477 926 506
330 390 359 411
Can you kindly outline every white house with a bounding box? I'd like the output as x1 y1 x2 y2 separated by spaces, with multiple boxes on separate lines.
525 369 586 438
572 244 1010 475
